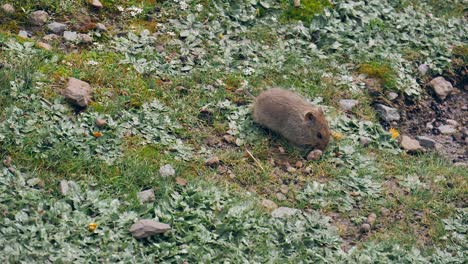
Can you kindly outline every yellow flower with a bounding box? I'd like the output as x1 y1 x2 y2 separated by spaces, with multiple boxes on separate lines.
331 131 344 141
88 223 97 232
92 131 103 138
389 127 400 139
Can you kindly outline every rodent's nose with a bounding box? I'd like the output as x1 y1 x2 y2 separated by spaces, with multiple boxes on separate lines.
317 132 323 139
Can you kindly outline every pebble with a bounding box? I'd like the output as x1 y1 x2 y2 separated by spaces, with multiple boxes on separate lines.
29 10 49 26
400 135 422 152
137 189 155 204
429 77 453 100
387 92 398 101
418 64 429 75
295 161 303 169
47 22 67 34
359 136 371 147
445 119 459 127
2 156 12 167
88 0 103 9
438 125 457 135
95 23 107 32
2 3 15 14
360 223 371 233
261 199 278 211
307 149 323 161
36 42 52 50
275 192 287 201
59 180 69 195
416 136 436 149
63 78 92 107
271 207 299 218
380 207 390 217
95 118 107 127
205 156 220 167
43 34 60 42
175 177 187 186
78 33 93 43
375 104 400 122
129 219 171 239
63 31 78 42
339 99 359 111
27 178 45 188
159 164 175 177
367 213 377 226
18 30 29 38
280 185 289 194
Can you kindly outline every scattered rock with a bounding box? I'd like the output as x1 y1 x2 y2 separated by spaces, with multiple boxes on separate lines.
43 34 60 42
453 162 467 167
400 135 422 152
445 119 459 127
36 42 52 51
280 185 289 194
261 199 278 211
359 136 371 147
63 31 78 42
18 30 29 39
129 219 171 239
278 146 285 154
47 22 67 34
294 0 301 8
2 156 12 167
137 189 155 204
360 223 371 233
271 207 299 218
286 166 296 173
205 156 220 167
95 23 107 32
387 92 398 101
59 180 69 195
367 213 377 226
438 125 457 135
375 104 400 122
307 149 323 161
429 77 453 100
29 10 49 26
416 136 436 149
78 33 93 43
27 178 45 188
223 135 236 144
295 161 303 169
95 118 107 128
339 99 359 111
88 0 103 9
275 192 287 201
418 64 429 75
159 164 175 177
64 78 92 107
2 3 15 14
380 207 390 217
175 177 187 186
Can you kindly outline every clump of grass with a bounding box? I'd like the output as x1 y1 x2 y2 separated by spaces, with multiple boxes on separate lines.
282 0 332 24
357 61 398 91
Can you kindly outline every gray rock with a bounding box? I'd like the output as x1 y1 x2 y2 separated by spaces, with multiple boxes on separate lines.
29 10 48 26
63 31 78 42
159 164 175 177
446 119 459 127
43 34 60 42
271 207 299 218
89 0 103 8
416 136 436 149
129 219 171 239
59 180 69 195
275 192 287 201
27 178 44 188
18 30 29 38
261 199 278 210
360 223 371 233
387 92 398 101
360 136 371 147
96 23 107 32
47 22 67 34
78 34 93 43
64 78 92 107
438 125 457 134
307 149 323 161
137 189 155 204
375 104 400 122
95 118 107 127
2 3 15 14
429 77 453 100
400 135 422 152
339 99 359 111
418 64 429 75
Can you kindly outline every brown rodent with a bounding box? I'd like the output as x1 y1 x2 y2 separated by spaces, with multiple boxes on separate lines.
252 88 331 150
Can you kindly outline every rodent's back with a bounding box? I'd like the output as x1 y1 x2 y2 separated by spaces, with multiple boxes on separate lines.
253 88 330 150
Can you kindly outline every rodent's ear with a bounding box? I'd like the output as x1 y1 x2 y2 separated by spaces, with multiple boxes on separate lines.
304 111 316 123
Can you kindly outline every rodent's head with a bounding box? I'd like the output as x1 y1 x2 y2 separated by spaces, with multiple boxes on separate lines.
302 107 331 150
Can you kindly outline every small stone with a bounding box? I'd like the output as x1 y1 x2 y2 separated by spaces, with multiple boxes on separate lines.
360 223 371 233
47 22 67 34
286 166 296 173
27 178 45 188
453 162 467 167
295 161 303 169
375 104 400 122
416 136 436 149
30 10 48 26
380 208 390 216
426 122 434 130
261 199 278 210
429 77 453 100
278 146 285 154
307 149 323 161
205 156 220 167
2 156 12 167
387 92 398 101
175 177 187 186
271 207 299 218
95 118 107 128
36 42 52 50
304 166 312 173
223 135 236 144
367 213 377 226
339 99 359 111
400 135 422 152
18 30 29 39
64 78 92 107
59 180 69 195
78 34 93 43
418 64 429 75
43 34 60 42
438 125 457 135
88 0 103 8
275 192 287 201
63 31 78 42
2 3 15 14
294 0 301 7
95 23 107 32
159 164 175 177
137 189 155 204
446 119 459 127
359 136 371 147
129 219 171 239
280 185 289 194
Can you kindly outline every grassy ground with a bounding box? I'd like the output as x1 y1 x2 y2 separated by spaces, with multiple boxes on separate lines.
0 0 467 262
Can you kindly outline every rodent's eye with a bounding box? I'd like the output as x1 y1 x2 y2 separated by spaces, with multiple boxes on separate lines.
317 132 323 139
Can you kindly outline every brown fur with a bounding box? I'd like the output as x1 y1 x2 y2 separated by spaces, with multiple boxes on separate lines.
253 88 331 150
